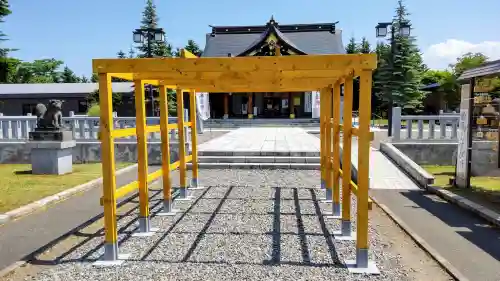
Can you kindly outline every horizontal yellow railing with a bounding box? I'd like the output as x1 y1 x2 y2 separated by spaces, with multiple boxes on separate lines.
100 154 195 205
99 123 193 140
338 168 373 210
332 122 374 140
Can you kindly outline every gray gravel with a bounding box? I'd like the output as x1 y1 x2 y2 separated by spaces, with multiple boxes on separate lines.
24 169 420 281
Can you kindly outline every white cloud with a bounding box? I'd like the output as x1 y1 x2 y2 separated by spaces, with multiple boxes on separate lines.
423 39 500 70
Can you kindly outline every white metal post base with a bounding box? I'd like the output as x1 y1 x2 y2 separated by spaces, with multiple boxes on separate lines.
189 178 205 190
93 243 131 267
324 202 342 219
156 200 180 216
321 188 332 203
176 187 194 201
345 248 380 274
131 217 159 237
313 179 325 189
332 220 356 241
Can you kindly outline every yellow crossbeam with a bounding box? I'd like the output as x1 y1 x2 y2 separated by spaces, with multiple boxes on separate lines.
337 168 373 210
111 128 136 138
93 54 377 74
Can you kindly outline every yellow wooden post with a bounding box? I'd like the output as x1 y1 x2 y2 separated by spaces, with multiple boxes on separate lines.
319 90 326 189
348 70 377 272
340 75 354 238
189 89 203 190
176 89 191 200
95 73 123 264
322 87 333 201
134 80 154 235
157 85 178 216
331 81 341 216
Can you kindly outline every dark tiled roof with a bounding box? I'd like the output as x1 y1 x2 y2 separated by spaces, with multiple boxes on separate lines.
202 21 345 57
0 82 134 97
458 59 500 81
237 24 307 56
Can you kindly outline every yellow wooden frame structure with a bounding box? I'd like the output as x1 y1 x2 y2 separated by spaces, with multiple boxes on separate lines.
93 49 377 271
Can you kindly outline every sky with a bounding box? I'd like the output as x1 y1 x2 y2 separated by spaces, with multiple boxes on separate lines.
3 0 500 78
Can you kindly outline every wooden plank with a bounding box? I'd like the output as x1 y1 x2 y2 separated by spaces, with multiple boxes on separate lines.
134 69 344 81
180 49 198 58
159 77 340 93
93 54 378 74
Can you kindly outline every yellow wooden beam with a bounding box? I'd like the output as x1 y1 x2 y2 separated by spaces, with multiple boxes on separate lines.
180 49 198 58
337 168 373 210
98 73 118 245
170 160 180 170
109 73 161 86
93 54 378 74
185 154 193 163
134 80 150 219
167 124 177 130
159 77 340 93
146 125 161 133
135 69 344 81
146 168 163 182
111 128 136 138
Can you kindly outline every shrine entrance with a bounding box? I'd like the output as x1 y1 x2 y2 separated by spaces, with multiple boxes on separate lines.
92 49 378 273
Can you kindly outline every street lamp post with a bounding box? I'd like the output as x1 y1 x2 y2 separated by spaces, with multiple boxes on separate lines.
375 21 411 136
133 27 166 116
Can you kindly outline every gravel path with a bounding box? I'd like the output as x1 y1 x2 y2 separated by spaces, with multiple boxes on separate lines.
4 169 452 281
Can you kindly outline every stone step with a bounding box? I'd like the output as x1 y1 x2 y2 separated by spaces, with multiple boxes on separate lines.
198 150 320 157
198 155 320 164
187 162 319 170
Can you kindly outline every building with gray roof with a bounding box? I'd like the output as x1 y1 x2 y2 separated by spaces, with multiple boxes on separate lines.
201 17 345 119
0 82 135 116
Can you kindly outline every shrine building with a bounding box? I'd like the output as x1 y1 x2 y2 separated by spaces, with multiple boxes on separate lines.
201 17 345 119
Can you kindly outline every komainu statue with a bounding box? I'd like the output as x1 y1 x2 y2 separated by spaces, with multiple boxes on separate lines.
35 100 64 130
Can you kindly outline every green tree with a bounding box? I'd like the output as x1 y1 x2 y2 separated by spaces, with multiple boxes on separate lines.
117 50 126 58
91 73 98 82
375 0 426 113
0 0 13 57
358 37 371 54
184 39 202 56
80 75 90 83
128 46 136 58
450 52 488 77
135 0 173 58
10 59 64 83
345 36 357 54
61 66 81 83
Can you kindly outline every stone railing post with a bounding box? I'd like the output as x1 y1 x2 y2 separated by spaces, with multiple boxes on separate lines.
392 107 401 141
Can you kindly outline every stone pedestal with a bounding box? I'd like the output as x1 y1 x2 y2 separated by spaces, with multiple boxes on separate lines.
29 141 76 175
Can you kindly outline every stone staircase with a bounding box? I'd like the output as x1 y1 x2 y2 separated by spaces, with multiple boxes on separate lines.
188 150 320 170
203 118 320 129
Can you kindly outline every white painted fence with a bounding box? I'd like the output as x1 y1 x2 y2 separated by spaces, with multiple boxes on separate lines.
0 110 193 143
391 107 460 142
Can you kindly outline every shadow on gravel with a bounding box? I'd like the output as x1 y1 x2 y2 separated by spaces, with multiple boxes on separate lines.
27 185 344 269
401 189 500 261
27 189 164 266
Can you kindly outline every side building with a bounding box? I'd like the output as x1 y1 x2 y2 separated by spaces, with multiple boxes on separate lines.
202 17 345 119
0 82 138 116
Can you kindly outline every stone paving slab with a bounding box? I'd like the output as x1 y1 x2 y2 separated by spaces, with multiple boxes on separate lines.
198 128 320 156
348 139 420 190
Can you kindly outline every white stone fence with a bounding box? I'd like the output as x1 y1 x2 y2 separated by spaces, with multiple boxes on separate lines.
391 107 460 142
0 109 194 143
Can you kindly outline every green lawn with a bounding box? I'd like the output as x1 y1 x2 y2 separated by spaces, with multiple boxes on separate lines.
0 163 133 213
423 165 500 212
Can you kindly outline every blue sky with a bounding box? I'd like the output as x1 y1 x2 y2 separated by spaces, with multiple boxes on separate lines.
3 0 500 78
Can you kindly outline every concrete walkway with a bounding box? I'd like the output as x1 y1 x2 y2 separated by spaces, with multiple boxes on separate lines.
199 127 320 156
0 131 228 273
348 140 500 281
0 165 161 272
